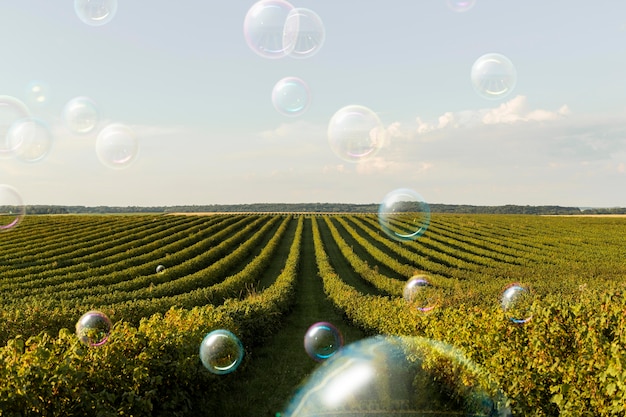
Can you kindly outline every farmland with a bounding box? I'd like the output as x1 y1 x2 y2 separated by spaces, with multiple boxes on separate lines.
1 213 626 416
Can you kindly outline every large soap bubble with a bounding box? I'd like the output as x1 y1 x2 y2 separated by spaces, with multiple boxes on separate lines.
199 329 245 375
7 117 53 162
327 105 386 163
0 96 31 159
63 96 99 134
74 0 118 27
471 53 517 100
243 0 297 59
0 185 25 231
378 188 430 242
95 123 139 169
282 335 511 416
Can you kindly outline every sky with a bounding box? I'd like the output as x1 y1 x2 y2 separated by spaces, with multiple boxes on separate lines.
0 1 625 207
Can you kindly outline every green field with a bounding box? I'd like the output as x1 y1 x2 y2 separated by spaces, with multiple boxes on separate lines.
1 213 625 416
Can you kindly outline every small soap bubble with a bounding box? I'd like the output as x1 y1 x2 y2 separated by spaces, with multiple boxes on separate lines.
327 105 386 163
76 310 112 347
403 275 439 312
243 0 296 59
446 0 476 12
378 188 430 242
0 96 31 159
283 335 512 416
200 329 245 375
0 185 25 231
156 264 165 273
471 53 517 100
74 0 118 27
7 118 53 163
284 8 326 59
63 97 99 134
304 322 343 362
95 123 139 169
272 77 310 117
24 81 51 107
500 283 533 324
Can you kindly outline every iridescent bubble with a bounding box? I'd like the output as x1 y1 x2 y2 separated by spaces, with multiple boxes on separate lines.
500 283 533 324
378 188 430 242
243 0 296 59
446 0 476 12
304 322 343 362
272 77 310 117
327 105 385 163
0 185 25 231
63 97 99 134
24 81 51 107
471 53 517 100
95 123 139 169
156 264 165 273
76 310 112 347
284 8 326 59
0 96 31 159
74 0 118 27
282 335 512 416
199 329 245 375
403 275 439 312
7 118 53 163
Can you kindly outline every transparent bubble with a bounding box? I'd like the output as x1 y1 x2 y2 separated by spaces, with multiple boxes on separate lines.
243 0 296 59
63 97 99 134
199 329 245 375
7 118 53 163
272 77 310 117
283 335 512 416
304 322 344 362
76 310 112 347
446 0 476 12
156 264 165 273
403 275 439 312
0 96 31 159
471 53 517 100
378 188 430 242
0 185 25 231
96 123 138 169
327 105 386 163
500 283 533 324
24 81 51 107
74 0 118 27
284 8 326 59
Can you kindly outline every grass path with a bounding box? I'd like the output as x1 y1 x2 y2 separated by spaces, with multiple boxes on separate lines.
211 217 366 416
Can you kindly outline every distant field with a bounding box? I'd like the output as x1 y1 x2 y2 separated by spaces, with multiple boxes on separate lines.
0 213 625 416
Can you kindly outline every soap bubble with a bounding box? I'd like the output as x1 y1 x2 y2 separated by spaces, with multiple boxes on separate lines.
284 8 326 59
74 0 118 27
76 310 112 347
447 0 476 12
95 123 138 169
63 97 99 134
403 275 439 312
0 96 31 159
24 81 51 107
272 77 310 116
378 188 430 242
471 53 517 100
304 322 343 362
500 283 533 324
156 264 165 273
7 118 53 162
199 329 245 375
327 105 386 163
282 335 511 416
0 185 25 231
243 0 296 59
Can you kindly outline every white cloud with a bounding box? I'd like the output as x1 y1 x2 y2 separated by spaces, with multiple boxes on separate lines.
411 95 570 136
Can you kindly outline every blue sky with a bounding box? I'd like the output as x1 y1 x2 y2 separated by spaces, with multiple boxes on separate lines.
1 1 625 207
